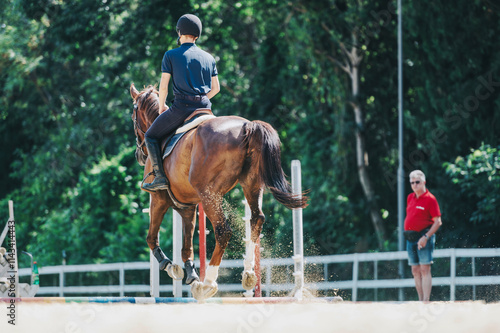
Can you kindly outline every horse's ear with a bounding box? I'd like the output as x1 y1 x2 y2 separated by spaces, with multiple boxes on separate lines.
130 83 139 99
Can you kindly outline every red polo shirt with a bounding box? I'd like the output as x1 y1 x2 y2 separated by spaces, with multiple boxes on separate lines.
404 190 441 232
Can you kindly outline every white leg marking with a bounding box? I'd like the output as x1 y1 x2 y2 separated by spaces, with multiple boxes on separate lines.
243 240 256 271
205 265 219 284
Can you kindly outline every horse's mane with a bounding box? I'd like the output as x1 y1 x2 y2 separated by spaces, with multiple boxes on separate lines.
136 85 160 123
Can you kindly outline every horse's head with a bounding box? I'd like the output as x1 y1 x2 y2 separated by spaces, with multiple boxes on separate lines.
130 84 160 166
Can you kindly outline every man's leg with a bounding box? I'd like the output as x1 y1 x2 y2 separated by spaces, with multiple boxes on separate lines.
420 264 432 302
411 265 424 301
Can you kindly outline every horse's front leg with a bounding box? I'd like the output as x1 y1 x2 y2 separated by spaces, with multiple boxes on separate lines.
177 206 200 285
147 193 183 280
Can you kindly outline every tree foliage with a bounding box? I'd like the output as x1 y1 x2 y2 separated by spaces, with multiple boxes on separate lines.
443 144 500 247
1 0 499 266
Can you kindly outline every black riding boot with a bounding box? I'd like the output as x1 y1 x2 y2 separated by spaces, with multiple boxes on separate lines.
142 137 169 191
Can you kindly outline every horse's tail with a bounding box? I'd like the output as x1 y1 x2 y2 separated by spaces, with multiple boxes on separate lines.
242 120 308 209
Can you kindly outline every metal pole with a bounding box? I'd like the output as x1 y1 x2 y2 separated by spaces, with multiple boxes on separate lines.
397 0 405 302
149 242 160 297
172 210 183 297
291 160 304 299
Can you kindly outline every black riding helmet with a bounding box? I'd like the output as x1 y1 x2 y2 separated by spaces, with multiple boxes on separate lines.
176 14 202 37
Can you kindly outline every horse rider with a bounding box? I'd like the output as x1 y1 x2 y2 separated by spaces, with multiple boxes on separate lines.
142 13 220 191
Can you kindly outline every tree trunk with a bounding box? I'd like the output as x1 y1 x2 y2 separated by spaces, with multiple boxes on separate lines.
320 27 388 248
351 62 387 249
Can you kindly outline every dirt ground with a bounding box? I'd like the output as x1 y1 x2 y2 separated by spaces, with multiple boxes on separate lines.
1 300 499 333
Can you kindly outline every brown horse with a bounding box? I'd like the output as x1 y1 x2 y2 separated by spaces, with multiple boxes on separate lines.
130 84 308 300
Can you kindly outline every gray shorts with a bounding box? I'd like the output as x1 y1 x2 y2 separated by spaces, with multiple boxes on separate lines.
407 234 435 266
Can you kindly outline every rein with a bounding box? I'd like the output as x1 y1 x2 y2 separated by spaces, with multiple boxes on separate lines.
132 103 148 158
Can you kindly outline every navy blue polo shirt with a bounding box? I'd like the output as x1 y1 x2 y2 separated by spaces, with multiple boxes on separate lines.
161 43 218 97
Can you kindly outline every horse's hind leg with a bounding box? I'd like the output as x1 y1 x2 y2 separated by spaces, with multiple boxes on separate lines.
241 186 265 291
191 193 232 300
147 193 183 280
177 206 200 285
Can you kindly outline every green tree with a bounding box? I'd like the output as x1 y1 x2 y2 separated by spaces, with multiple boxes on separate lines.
443 144 500 247
1 0 500 268
24 148 151 265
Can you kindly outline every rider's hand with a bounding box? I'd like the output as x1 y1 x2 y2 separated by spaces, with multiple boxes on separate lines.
159 104 169 114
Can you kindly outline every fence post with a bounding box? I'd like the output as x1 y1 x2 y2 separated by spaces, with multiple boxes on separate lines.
352 253 359 302
450 248 456 301
374 260 378 302
59 266 64 297
266 264 272 297
472 256 476 301
119 263 125 297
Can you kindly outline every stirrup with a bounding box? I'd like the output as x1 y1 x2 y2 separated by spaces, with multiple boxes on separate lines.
141 172 168 191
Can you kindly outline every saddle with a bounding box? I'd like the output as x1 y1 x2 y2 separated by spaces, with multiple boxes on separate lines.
161 109 215 159
147 110 215 210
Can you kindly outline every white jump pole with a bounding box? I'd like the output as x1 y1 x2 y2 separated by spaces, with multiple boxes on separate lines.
291 160 304 299
145 203 183 297
149 246 160 297
172 210 183 297
145 195 160 297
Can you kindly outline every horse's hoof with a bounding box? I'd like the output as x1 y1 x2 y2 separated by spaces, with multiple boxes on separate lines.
166 263 184 280
185 260 200 285
191 281 218 301
186 274 200 285
241 270 258 290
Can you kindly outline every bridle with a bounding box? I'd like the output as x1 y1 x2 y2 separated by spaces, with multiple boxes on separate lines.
132 103 148 158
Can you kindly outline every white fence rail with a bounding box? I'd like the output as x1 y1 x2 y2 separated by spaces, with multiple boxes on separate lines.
18 248 500 301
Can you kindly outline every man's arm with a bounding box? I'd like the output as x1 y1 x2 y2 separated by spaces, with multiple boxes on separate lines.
158 72 171 113
206 75 220 99
426 216 442 238
418 216 442 249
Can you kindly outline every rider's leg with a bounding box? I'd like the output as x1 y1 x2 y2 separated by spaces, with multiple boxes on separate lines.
142 108 180 191
142 98 210 191
142 136 169 191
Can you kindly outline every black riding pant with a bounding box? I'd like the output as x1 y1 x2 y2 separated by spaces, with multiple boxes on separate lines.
145 94 211 140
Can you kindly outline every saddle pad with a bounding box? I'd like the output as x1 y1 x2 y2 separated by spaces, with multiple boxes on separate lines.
162 114 216 159
175 114 215 134
162 131 191 159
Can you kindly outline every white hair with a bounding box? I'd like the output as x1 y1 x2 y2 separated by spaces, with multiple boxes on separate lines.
409 170 426 182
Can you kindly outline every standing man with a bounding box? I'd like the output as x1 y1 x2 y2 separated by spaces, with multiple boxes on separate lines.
142 13 220 191
404 170 442 301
